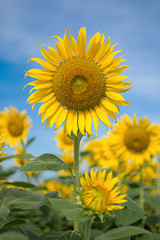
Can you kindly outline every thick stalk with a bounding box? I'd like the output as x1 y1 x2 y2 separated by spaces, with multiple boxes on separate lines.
139 167 144 208
117 160 122 186
85 219 91 240
73 134 80 232
157 157 160 195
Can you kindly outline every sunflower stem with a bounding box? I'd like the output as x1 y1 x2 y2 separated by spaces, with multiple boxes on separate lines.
157 156 160 195
139 167 144 208
117 160 122 186
73 133 80 232
85 219 91 240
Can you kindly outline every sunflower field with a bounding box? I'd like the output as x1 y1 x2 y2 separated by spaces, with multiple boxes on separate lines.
0 28 160 240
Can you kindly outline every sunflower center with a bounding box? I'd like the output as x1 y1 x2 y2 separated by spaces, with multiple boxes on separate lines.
71 76 88 93
82 185 110 211
124 127 150 152
8 119 24 137
52 57 106 110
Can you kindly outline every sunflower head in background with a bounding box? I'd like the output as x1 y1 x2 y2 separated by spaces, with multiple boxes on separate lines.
55 128 73 152
0 107 32 147
110 115 160 165
25 27 132 136
85 136 119 173
0 135 8 157
59 153 74 176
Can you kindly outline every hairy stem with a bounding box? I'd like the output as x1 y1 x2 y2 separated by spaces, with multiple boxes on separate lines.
157 157 160 195
85 219 91 240
139 167 144 208
73 134 80 232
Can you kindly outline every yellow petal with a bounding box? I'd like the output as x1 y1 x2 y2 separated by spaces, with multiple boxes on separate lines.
106 66 130 78
28 58 56 71
40 45 59 65
55 36 69 59
94 36 111 62
25 69 53 80
63 32 73 58
107 76 130 84
89 108 99 135
78 111 86 136
84 109 93 136
77 27 87 57
38 97 56 115
65 109 74 136
50 105 64 128
86 32 101 59
72 111 78 137
48 46 63 62
106 91 125 101
94 106 112 129
100 104 117 120
41 101 60 123
54 108 68 130
66 28 78 57
101 99 119 114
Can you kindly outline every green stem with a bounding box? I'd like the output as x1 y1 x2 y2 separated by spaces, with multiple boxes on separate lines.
139 167 144 208
73 134 80 232
117 160 122 186
157 157 160 195
85 219 91 240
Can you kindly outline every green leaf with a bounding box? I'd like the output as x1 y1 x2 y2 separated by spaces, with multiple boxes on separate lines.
145 215 160 227
90 230 104 240
0 206 10 220
63 208 90 221
48 198 89 221
123 196 145 214
0 231 29 240
0 218 7 229
0 167 19 179
11 223 40 240
0 153 35 162
45 191 59 198
96 226 148 240
0 188 46 210
0 164 2 170
115 208 144 226
143 163 154 168
80 151 91 157
145 194 160 210
136 233 160 240
127 188 139 199
20 154 68 172
2 219 27 228
36 230 83 240
4 181 37 189
26 137 36 146
48 198 77 212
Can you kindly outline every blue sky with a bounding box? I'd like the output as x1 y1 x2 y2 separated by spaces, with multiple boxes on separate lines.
0 0 160 157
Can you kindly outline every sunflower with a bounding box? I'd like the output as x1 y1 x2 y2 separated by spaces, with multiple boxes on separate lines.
110 115 160 165
79 169 127 214
59 153 74 176
0 136 8 157
85 136 119 172
14 144 35 177
0 107 32 146
56 128 73 152
45 179 74 199
25 27 132 136
121 159 157 186
14 144 30 167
